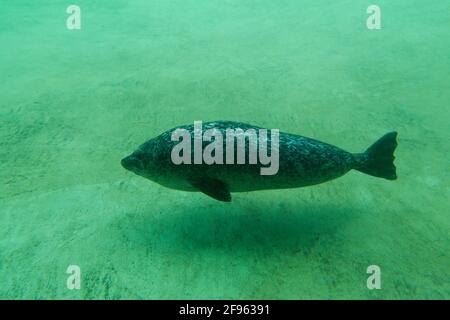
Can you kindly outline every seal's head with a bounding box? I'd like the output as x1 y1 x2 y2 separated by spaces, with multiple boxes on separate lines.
121 138 167 179
121 153 146 174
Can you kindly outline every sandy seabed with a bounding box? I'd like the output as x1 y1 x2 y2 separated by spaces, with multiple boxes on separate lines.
0 1 449 299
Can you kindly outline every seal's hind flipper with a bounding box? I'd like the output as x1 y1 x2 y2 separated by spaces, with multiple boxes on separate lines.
355 131 398 180
188 177 231 202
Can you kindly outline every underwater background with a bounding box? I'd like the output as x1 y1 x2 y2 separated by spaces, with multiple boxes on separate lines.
0 0 449 299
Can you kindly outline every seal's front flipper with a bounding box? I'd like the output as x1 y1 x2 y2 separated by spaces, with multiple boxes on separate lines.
189 177 231 202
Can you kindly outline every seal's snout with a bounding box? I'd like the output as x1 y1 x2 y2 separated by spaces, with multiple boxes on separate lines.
121 155 144 172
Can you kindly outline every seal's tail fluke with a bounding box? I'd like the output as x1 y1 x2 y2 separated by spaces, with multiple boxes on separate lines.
354 132 398 180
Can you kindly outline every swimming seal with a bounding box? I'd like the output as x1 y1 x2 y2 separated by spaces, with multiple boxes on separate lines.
121 121 397 202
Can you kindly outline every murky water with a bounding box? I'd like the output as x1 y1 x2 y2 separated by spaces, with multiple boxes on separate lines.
0 0 448 299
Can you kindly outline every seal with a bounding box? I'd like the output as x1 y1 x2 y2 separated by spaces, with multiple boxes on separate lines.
121 121 398 202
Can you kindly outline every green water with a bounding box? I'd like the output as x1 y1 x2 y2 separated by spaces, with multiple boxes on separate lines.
1 0 449 299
